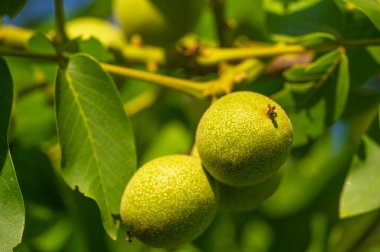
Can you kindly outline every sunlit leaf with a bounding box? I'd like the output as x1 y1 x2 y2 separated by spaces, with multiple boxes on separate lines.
55 54 137 239
0 0 26 18
0 153 25 252
340 136 380 218
0 57 25 251
264 0 322 15
272 32 336 48
344 0 380 31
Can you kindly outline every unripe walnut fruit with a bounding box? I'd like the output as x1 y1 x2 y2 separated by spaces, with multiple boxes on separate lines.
219 171 282 212
196 91 293 186
113 0 207 45
120 155 218 248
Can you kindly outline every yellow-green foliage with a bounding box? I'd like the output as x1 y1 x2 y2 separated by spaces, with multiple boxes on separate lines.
66 17 126 48
196 91 293 186
113 0 207 45
120 155 218 248
219 171 282 212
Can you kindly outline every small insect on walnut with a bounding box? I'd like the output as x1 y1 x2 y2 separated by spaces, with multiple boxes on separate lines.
126 230 133 243
267 104 277 118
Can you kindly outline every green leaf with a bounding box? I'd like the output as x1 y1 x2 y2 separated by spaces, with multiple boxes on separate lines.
328 211 380 252
65 38 115 62
27 32 56 55
0 58 12 168
263 121 356 217
263 87 380 217
283 49 350 121
0 0 26 18
284 49 341 86
334 51 350 120
0 57 25 251
55 54 137 239
340 136 380 218
277 89 327 147
275 82 327 147
344 0 380 31
0 153 25 252
264 0 322 15
267 0 342 36
272 32 336 48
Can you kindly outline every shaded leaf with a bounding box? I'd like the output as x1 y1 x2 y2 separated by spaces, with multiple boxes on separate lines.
263 88 380 217
76 38 114 62
0 0 26 18
65 38 114 62
55 54 137 239
276 88 326 147
227 0 268 40
284 49 341 86
267 0 342 36
340 136 380 218
334 51 350 120
27 32 56 55
263 121 356 217
0 57 25 251
345 0 380 31
328 211 380 252
283 49 350 121
0 58 12 168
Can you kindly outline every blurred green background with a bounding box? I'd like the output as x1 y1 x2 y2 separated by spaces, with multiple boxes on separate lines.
2 0 380 251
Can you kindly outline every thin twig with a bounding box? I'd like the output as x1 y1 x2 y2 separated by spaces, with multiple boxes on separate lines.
54 0 69 46
0 49 59 61
211 0 230 47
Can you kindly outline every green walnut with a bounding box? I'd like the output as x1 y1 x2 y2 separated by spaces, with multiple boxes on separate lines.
66 17 126 48
219 171 282 212
120 155 218 248
113 0 207 46
196 91 293 186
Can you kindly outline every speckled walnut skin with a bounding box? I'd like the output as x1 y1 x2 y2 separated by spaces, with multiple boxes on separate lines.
120 155 219 248
196 91 293 186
